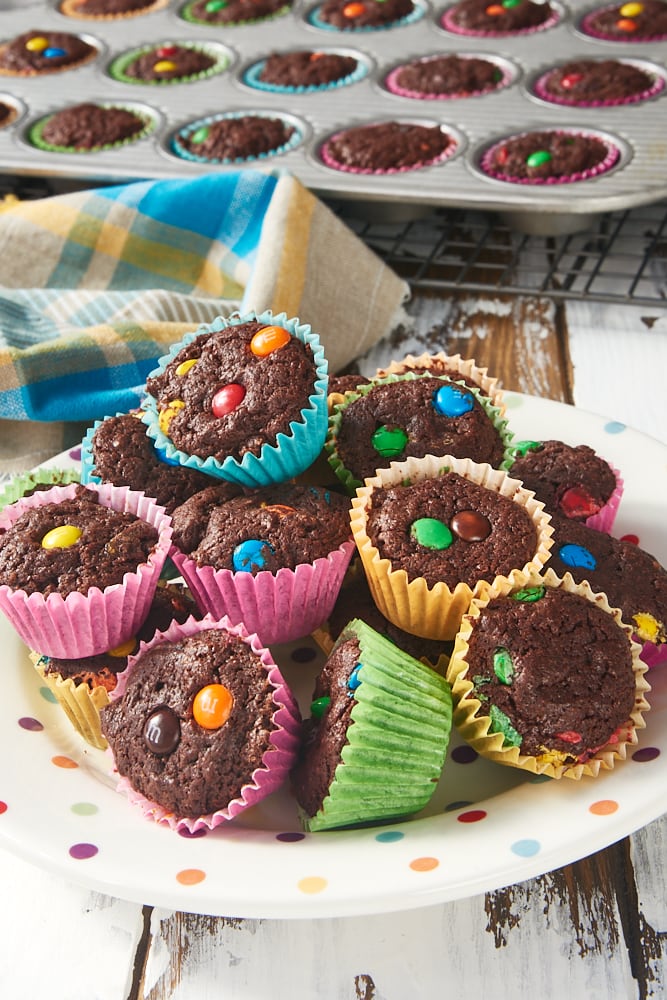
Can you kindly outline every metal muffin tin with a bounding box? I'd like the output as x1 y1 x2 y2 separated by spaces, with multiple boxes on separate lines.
0 0 666 232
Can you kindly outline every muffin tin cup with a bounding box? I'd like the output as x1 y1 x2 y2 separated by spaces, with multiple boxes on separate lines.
445 567 651 780
107 39 233 86
107 612 303 833
168 109 306 165
578 4 667 43
532 57 667 108
169 540 357 647
59 0 170 21
26 99 159 154
306 0 427 33
439 0 564 37
349 453 554 642
0 31 101 78
242 47 371 94
478 127 623 186
384 52 518 100
179 0 292 28
142 309 329 489
0 482 173 659
319 117 463 175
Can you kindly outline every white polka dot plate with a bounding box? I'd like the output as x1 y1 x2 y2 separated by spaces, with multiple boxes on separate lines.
0 393 666 918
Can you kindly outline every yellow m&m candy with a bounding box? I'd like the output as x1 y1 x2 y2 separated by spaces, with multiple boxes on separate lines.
41 525 82 549
619 2 643 15
175 358 198 377
158 399 185 435
26 36 48 52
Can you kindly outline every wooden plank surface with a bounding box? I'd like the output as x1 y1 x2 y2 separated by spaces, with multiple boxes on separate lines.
1 290 666 1000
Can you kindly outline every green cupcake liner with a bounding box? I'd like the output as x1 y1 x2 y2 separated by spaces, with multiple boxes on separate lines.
302 618 452 832
28 105 156 154
108 42 230 86
0 467 80 511
180 0 290 27
325 372 514 495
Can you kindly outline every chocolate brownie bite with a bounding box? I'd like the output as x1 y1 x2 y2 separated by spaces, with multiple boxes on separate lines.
292 619 452 831
580 1 667 41
546 512 667 661
30 101 153 152
101 619 301 829
171 112 300 163
442 0 559 35
245 49 364 92
61 0 167 18
386 54 510 100
0 30 98 76
0 101 15 127
181 0 291 25
313 0 417 29
320 120 456 173
326 375 512 493
480 128 620 184
447 572 649 778
508 439 621 531
109 41 227 85
375 351 504 414
83 412 222 514
533 58 662 107
142 312 328 488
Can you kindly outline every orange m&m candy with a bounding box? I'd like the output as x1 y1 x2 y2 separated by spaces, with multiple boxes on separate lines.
485 4 505 14
249 325 291 357
193 684 234 729
616 17 637 30
343 1 366 16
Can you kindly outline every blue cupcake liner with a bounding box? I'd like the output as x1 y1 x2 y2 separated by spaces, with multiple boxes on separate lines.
242 53 369 94
307 0 425 32
169 110 304 164
142 309 329 489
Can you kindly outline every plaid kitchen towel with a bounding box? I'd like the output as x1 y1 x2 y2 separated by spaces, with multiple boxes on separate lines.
0 171 409 472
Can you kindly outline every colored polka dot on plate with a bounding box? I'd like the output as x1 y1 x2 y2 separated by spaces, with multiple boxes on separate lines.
0 801 7 815
375 830 404 843
68 446 82 460
451 745 478 764
52 755 78 769
409 856 439 872
457 809 487 823
290 645 317 664
69 842 98 860
511 838 541 858
276 831 306 842
298 875 328 894
589 799 618 816
604 421 626 435
177 868 206 885
39 686 58 704
71 802 98 816
18 717 43 732
178 826 208 839
632 746 660 763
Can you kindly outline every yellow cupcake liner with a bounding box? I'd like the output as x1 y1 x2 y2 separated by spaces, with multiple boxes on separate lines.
59 0 169 20
350 453 554 641
31 652 111 750
445 567 651 780
376 351 505 416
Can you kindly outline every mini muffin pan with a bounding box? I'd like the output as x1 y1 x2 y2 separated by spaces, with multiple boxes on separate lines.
0 1 665 232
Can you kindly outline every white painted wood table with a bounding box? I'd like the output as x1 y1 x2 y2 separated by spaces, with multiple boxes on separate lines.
1 285 666 1000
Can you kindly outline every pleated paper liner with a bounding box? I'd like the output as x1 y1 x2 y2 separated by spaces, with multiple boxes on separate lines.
31 652 111 750
374 350 505 416
446 567 650 780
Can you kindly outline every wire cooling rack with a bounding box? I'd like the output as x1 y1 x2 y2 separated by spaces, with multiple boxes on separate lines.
2 174 666 308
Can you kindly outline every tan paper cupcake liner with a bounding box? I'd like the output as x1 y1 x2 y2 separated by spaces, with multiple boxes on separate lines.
350 453 554 641
446 567 650 780
375 351 505 415
59 0 169 20
31 653 110 750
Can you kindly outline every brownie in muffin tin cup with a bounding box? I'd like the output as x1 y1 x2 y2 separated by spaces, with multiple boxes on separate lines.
108 40 233 86
60 0 170 20
384 53 519 100
0 29 100 77
440 0 563 36
169 110 305 164
532 57 666 108
318 118 463 175
307 0 426 32
242 47 370 94
477 127 625 185
26 100 160 154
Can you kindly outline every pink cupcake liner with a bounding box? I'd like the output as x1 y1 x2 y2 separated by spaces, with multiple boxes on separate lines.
440 1 561 36
479 130 621 186
0 483 172 659
320 124 458 176
170 540 356 647
533 66 665 107
584 462 623 533
108 613 302 833
638 640 667 670
385 56 514 101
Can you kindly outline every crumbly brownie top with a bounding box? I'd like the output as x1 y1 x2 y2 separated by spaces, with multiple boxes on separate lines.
172 483 351 572
324 121 451 171
177 116 294 161
145 320 317 463
291 636 360 818
328 373 371 396
365 471 538 589
331 378 505 484
66 0 157 13
260 50 358 87
318 0 414 27
509 439 617 520
170 483 247 553
326 571 451 664
41 582 200 688
394 55 503 95
187 0 289 23
122 44 215 81
540 59 655 102
447 0 554 31
0 485 158 597
547 513 667 645
91 412 220 514
583 0 667 39
0 31 96 75
101 628 279 817
485 130 611 180
465 587 636 758
40 103 145 149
